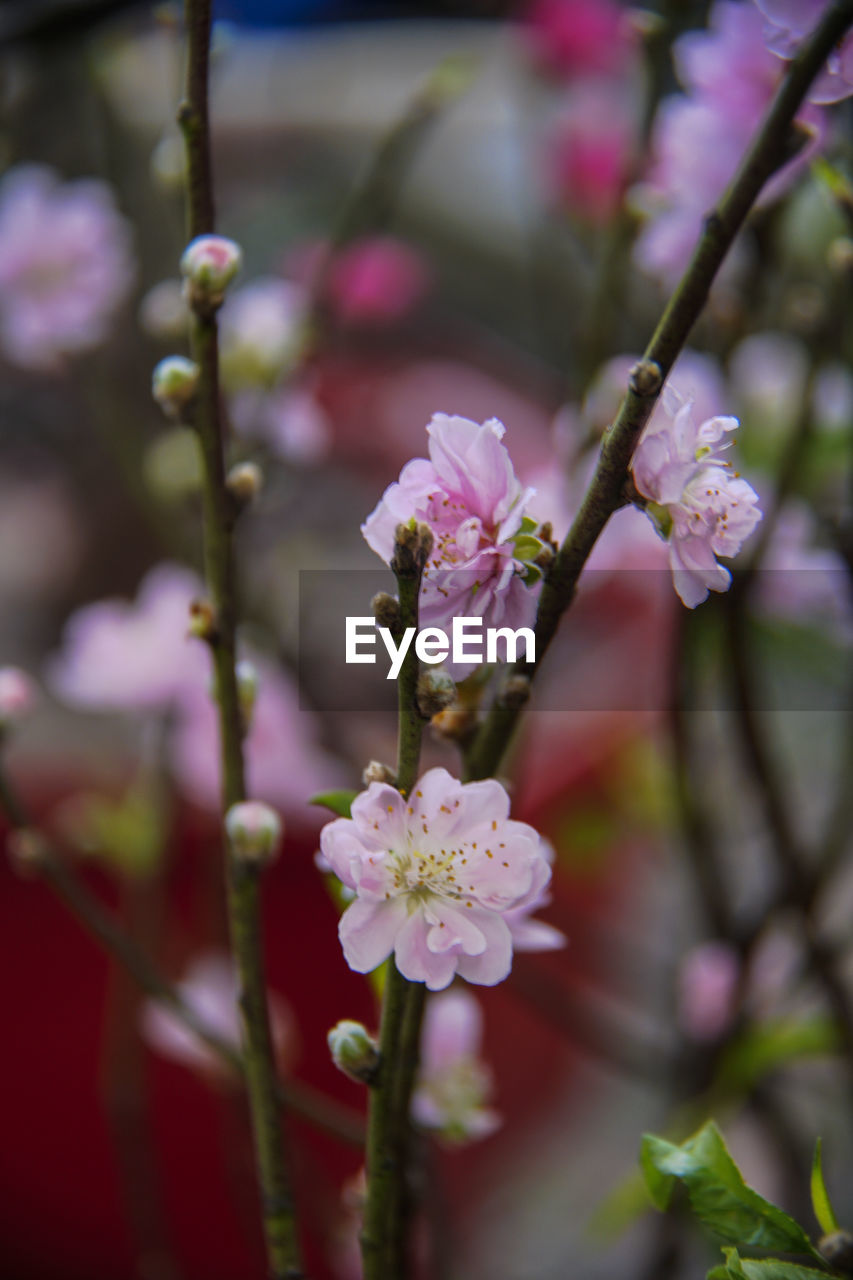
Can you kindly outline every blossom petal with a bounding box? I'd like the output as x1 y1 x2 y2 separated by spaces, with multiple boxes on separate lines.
339 897 408 973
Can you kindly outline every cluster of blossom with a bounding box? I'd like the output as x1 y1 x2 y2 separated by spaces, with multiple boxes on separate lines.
630 383 763 608
521 0 639 223
633 1 823 284
362 413 540 677
319 768 561 991
0 165 134 371
47 563 340 818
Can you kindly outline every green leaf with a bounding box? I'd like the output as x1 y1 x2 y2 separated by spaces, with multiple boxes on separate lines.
310 790 358 818
716 1017 839 1094
640 1122 821 1260
708 1249 830 1280
811 1139 839 1237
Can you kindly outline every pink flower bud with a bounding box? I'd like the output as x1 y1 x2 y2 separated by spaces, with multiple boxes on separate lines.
180 234 242 310
225 800 282 866
0 666 37 728
151 355 200 416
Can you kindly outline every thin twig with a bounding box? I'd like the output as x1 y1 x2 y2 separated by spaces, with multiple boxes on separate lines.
178 4 302 1272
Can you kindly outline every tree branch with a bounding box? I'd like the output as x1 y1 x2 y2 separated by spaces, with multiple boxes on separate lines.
464 0 853 782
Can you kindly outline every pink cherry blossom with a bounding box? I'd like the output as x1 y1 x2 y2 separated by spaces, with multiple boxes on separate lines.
677 941 740 1042
48 562 204 710
0 165 134 371
520 0 635 78
320 768 549 991
140 951 295 1078
325 236 429 325
411 988 501 1143
362 415 538 673
754 0 853 102
631 386 762 608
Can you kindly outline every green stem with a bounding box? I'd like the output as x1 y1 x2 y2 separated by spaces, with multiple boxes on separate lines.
178 2 301 1275
464 0 853 783
362 551 428 1280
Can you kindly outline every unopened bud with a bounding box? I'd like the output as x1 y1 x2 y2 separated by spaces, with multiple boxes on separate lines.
629 359 662 397
7 828 49 877
226 461 263 507
152 355 200 417
188 599 218 643
499 673 531 708
180 234 243 312
0 667 37 729
362 760 397 787
327 1019 380 1085
225 801 283 867
819 1231 853 1274
416 668 456 718
431 702 477 741
235 659 259 729
391 521 434 578
371 592 400 630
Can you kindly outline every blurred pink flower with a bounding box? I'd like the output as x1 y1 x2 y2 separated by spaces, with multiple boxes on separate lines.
320 768 549 991
548 85 634 222
677 941 740 1042
633 2 822 283
754 0 853 101
49 563 341 817
631 385 762 607
219 277 306 389
48 563 204 711
170 654 342 819
0 666 38 726
0 165 134 371
521 0 635 77
754 500 852 631
230 384 331 464
140 951 296 1078
325 237 429 326
411 988 501 1143
362 414 538 674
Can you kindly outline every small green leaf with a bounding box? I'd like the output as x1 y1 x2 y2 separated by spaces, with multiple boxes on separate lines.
710 1250 830 1280
811 1139 839 1237
641 1122 821 1260
716 1017 839 1093
310 790 358 818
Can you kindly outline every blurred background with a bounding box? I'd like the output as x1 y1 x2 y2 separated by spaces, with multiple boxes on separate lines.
1 0 853 1277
